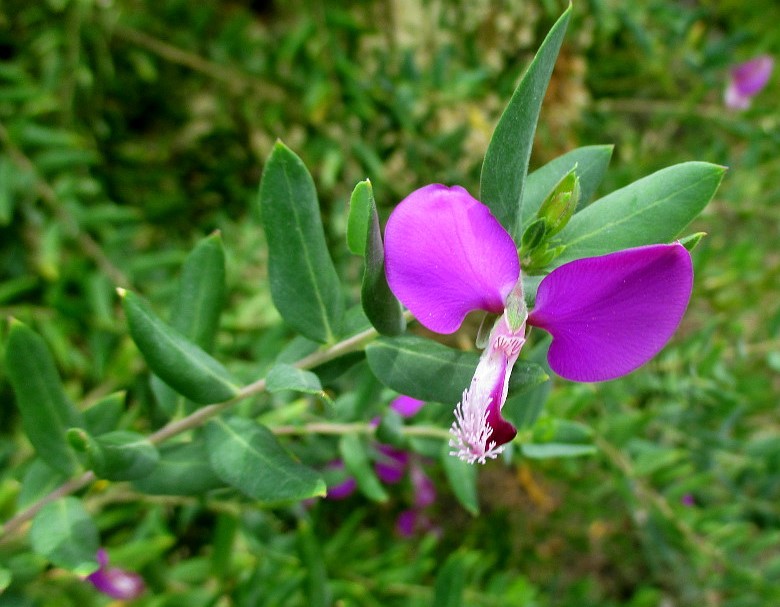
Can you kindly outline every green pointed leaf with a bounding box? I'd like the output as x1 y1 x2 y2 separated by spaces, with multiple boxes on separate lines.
297 518 332 607
171 231 226 350
205 416 326 502
266 363 326 397
521 443 597 459
83 391 126 436
356 180 405 336
365 336 546 404
680 231 707 251
480 6 572 239
30 498 99 575
258 141 344 343
153 232 227 418
366 336 476 404
441 445 479 516
554 162 726 265
521 145 613 229
4 320 83 474
121 290 240 404
18 459 68 509
433 552 468 607
338 434 388 502
346 179 372 256
132 441 225 496
69 429 159 481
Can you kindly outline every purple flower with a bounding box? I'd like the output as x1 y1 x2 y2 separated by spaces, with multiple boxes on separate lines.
385 184 694 463
324 460 358 499
86 548 145 600
725 55 773 110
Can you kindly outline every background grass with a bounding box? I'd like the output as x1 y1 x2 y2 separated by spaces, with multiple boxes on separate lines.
1 0 779 605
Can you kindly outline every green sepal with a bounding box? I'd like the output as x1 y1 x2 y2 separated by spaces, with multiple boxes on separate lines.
346 179 372 256
357 180 405 336
679 232 707 251
120 289 240 404
522 144 613 228
520 218 548 253
536 167 580 237
257 141 344 343
4 319 83 475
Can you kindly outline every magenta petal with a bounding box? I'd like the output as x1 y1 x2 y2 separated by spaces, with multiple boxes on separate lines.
374 444 409 484
384 184 520 334
528 243 693 382
390 395 425 418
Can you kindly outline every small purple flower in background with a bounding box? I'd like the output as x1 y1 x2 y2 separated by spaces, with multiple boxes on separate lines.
323 395 439 535
86 548 145 600
681 493 696 507
384 184 694 463
725 55 773 110
324 460 358 500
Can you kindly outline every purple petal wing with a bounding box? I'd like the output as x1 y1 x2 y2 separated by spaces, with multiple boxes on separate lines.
528 243 693 382
385 184 520 334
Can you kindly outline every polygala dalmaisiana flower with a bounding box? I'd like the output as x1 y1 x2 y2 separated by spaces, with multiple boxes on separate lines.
384 184 693 464
86 548 145 600
725 55 773 110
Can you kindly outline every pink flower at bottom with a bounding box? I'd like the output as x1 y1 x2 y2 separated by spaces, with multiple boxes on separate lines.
725 55 773 110
86 549 145 600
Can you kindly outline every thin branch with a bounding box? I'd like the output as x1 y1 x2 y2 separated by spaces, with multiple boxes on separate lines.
0 321 423 541
110 24 286 103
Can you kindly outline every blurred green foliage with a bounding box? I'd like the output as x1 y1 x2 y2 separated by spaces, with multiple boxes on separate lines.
1 0 779 605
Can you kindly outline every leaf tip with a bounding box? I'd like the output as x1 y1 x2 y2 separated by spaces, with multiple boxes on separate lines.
116 287 127 299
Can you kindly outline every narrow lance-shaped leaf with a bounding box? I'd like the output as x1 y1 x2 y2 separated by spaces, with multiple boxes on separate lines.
152 232 227 417
4 319 83 474
120 289 240 404
554 162 725 265
68 429 159 482
258 141 344 343
205 416 326 502
522 144 614 228
83 391 126 436
338 434 388 502
441 445 479 516
132 441 225 496
433 552 468 607
365 335 547 404
30 498 100 575
266 363 331 403
348 180 405 335
480 5 572 240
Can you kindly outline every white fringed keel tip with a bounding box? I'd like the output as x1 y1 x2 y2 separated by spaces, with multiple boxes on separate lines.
449 316 526 464
450 388 504 464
